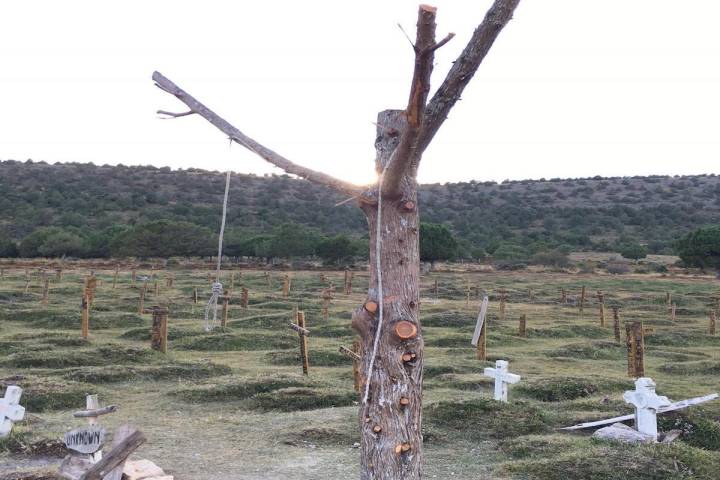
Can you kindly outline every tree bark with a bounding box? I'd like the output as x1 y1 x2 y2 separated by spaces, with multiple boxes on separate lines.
352 110 423 479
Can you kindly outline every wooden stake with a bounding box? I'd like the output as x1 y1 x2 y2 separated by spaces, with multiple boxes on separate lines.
131 269 136 284
154 281 159 296
709 309 716 335
148 306 169 353
612 306 621 342
112 265 118 289
433 279 438 297
670 302 676 322
282 274 291 297
528 287 534 302
498 290 507 321
297 310 309 375
221 291 230 329
41 275 49 305
264 271 271 288
626 321 645 378
560 288 567 304
666 291 672 308
597 291 605 327
241 287 249 309
518 314 526 337
579 286 586 314
192 287 198 304
56 268 62 281
137 285 146 314
81 293 90 340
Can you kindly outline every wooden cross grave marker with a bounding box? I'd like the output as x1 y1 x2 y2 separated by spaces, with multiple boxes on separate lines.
710 309 717 336
483 360 521 403
596 291 605 327
339 343 362 393
471 296 489 360
289 309 310 375
143 306 169 354
0 386 25 438
67 394 118 463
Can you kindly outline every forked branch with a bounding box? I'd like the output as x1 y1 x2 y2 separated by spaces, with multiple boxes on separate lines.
418 0 522 153
381 5 440 197
152 71 365 198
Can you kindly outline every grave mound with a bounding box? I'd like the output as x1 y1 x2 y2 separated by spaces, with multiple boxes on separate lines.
62 362 232 383
517 376 631 402
175 332 296 351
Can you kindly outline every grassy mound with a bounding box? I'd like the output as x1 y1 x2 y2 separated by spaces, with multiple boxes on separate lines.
659 361 720 376
265 350 350 367
62 362 232 383
175 332 296 351
119 326 204 341
0 432 67 456
4 345 157 369
660 411 720 451
1 377 96 412
282 427 357 447
497 441 720 479
423 364 477 378
528 325 610 339
248 387 356 412
422 311 473 328
517 376 631 402
544 341 623 360
228 312 289 328
425 398 550 441
646 330 720 347
171 376 307 402
310 325 355 338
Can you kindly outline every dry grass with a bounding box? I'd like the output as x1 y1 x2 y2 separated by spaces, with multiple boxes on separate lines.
1 265 719 478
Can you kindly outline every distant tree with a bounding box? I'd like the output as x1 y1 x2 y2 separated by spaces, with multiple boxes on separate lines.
420 223 458 264
84 225 128 258
531 249 570 268
37 230 86 257
618 243 648 261
676 225 720 271
316 235 357 265
0 235 18 258
108 220 213 258
492 243 529 261
19 227 66 257
263 223 322 258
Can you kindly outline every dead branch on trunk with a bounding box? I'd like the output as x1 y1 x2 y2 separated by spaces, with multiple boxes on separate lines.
418 0 522 154
152 71 366 199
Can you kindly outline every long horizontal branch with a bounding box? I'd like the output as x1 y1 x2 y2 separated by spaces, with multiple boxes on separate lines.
381 5 438 198
418 0 522 153
152 71 365 198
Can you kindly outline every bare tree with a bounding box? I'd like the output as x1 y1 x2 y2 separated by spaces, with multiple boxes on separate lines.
153 2 522 478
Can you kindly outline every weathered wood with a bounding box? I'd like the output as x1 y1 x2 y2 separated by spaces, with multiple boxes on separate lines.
560 288 567 304
670 302 676 322
241 287 249 309
352 340 362 393
73 405 118 418
112 265 118 289
626 321 645 378
562 393 719 430
221 292 230 329
339 345 361 362
710 309 717 335
137 285 146 314
79 427 146 480
149 307 169 353
103 424 133 480
41 276 49 305
289 322 310 336
613 306 621 342
518 314 526 337
282 274 291 297
81 293 90 340
297 311 309 375
579 286 586 314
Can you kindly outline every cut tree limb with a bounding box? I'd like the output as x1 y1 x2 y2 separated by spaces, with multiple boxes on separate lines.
381 5 438 197
79 427 146 480
418 0 522 154
152 71 365 199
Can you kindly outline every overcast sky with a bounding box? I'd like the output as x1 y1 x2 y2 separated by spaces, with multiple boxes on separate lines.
1 0 719 185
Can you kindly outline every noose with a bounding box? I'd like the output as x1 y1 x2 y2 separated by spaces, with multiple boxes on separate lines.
204 170 231 332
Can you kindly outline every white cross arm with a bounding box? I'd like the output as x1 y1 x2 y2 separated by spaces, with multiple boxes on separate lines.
483 368 521 384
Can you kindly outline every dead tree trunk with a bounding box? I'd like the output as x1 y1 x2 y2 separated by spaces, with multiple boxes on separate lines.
151 3 522 477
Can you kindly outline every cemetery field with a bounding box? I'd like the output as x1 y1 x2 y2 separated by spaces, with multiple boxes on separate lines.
1 266 720 479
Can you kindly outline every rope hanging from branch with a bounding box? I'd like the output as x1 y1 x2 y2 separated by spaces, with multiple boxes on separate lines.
204 171 231 332
362 169 386 404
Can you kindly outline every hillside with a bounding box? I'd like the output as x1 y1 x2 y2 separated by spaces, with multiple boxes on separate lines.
1 160 719 257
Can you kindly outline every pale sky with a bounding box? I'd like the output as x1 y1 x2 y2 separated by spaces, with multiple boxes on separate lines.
1 0 719 185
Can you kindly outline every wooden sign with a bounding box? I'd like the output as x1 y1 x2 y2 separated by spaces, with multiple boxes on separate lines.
64 426 106 454
471 296 489 360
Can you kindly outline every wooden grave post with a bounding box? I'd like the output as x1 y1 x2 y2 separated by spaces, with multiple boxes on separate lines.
56 268 63 281
433 279 438 297
76 394 118 463
465 279 471 307
137 284 146 314
579 285 586 314
145 306 169 353
41 275 49 305
560 288 567 304
670 302 676 322
339 342 363 393
24 277 30 294
131 269 136 284
612 306 621 342
709 309 717 336
112 265 119 289
81 292 90 340
597 291 605 326
471 296 489 360
289 310 310 375
626 321 645 378
518 314 526 337
153 281 159 296
241 287 249 309
192 287 198 304
666 291 672 308
498 290 507 321
221 290 230 329
528 287 535 302
264 271 271 288
282 274 291 297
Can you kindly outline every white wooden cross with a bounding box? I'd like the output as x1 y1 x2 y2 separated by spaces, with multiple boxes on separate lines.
471 295 489 347
623 377 671 440
483 360 521 402
0 386 25 438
